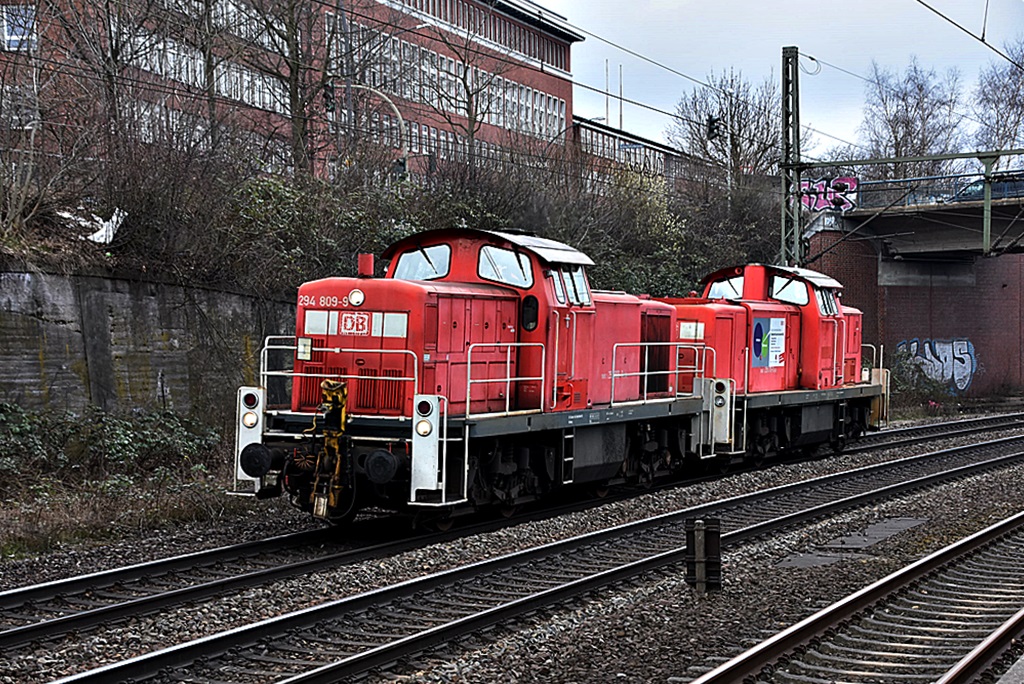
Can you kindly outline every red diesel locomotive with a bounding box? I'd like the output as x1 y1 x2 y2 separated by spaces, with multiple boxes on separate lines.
233 228 888 524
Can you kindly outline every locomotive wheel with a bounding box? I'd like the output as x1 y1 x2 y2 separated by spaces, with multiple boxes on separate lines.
434 516 455 532
748 450 765 469
500 504 519 518
594 485 610 498
830 434 847 454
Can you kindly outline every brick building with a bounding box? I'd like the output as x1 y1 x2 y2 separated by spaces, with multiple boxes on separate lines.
321 0 586 177
0 0 585 179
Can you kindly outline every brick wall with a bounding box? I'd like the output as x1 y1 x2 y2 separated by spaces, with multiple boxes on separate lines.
810 230 1024 396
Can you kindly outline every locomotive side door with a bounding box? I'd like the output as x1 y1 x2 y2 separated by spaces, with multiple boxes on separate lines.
813 286 842 388
549 264 594 410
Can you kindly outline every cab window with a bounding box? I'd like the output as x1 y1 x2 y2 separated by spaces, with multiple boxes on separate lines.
393 244 450 280
558 265 591 305
550 269 567 304
707 275 743 300
770 276 810 305
478 246 534 288
816 288 839 315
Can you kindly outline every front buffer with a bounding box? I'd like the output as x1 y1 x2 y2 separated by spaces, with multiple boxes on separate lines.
233 378 460 523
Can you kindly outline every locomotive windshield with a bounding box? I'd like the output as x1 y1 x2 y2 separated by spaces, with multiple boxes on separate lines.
393 244 451 280
707 275 743 300
770 275 809 305
477 245 534 288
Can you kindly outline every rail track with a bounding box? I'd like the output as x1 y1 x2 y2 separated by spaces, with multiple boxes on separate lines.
0 491 634 651
848 411 1024 452
52 432 1024 683
4 412 1020 656
690 508 1024 684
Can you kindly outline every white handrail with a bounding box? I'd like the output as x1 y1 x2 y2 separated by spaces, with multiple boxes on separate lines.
610 341 706 406
837 317 846 385
820 318 840 387
465 342 546 418
259 336 420 412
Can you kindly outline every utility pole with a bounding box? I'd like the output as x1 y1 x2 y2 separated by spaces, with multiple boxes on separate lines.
780 46 802 266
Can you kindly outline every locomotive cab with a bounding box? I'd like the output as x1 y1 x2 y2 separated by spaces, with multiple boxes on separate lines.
382 229 599 414
662 264 887 463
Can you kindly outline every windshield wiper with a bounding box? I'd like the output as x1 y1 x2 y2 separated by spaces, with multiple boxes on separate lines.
417 244 439 276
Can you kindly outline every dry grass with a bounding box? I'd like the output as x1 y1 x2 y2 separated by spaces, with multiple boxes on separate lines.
0 461 256 558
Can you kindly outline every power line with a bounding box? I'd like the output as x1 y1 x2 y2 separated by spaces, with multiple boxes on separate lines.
282 3 802 168
2 2 811 181
799 49 1019 150
551 15 863 153
913 0 1024 73
323 2 857 158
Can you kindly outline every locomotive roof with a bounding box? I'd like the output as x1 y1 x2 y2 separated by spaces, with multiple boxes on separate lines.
702 263 843 290
382 228 595 266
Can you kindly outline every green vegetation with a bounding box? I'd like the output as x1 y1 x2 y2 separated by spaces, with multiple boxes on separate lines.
886 348 957 418
0 403 250 557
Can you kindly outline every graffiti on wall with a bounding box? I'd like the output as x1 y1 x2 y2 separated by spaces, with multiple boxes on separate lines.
896 338 977 393
800 176 858 211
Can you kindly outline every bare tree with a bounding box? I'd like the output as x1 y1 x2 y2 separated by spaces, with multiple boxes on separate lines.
666 69 781 182
664 68 782 257
858 57 967 179
41 0 172 168
974 38 1024 167
0 23 99 242
415 8 515 175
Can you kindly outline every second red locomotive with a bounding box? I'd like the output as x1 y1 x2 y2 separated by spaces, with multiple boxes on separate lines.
233 228 888 524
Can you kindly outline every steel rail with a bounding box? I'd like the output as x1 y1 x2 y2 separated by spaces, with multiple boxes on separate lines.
0 470 723 650
5 414 1022 655
54 437 1024 683
690 509 1024 684
276 450 1024 684
850 412 1024 452
936 605 1024 684
1 529 440 649
0 527 331 607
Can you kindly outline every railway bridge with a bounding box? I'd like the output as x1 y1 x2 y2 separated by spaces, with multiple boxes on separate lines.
809 181 1024 398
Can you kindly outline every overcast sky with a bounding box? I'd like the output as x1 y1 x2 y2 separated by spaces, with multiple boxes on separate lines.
541 0 1024 154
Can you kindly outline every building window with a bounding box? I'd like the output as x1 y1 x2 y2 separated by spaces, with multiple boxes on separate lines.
1 84 36 129
2 5 35 51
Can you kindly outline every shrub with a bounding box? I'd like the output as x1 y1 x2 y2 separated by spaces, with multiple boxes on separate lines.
887 348 953 413
0 404 220 499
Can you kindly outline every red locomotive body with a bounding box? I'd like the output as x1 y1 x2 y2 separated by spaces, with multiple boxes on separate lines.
233 230 888 524
663 263 881 458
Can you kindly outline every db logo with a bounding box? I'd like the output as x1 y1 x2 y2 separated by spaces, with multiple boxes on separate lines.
340 312 371 336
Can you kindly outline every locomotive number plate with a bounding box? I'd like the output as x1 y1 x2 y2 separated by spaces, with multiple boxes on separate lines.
340 311 371 336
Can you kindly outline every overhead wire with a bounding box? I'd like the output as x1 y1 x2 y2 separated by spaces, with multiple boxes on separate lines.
535 12 864 155
313 2 864 160
18 0 1014 182
27 0 846 171
913 0 1024 73
0 0 879 185
801 46 1024 155
324 4 799 158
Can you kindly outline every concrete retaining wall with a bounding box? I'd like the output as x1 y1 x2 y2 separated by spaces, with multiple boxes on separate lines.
0 272 294 419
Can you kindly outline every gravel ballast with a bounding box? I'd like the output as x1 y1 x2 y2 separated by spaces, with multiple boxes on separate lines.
2 428 1023 683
